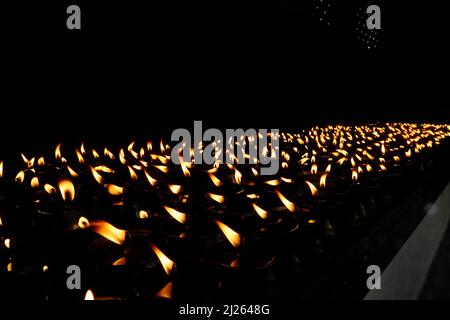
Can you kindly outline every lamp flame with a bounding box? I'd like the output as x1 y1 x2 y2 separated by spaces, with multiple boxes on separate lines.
88 220 126 245
144 169 158 186
208 192 225 204
163 206 187 224
214 220 241 248
90 166 104 184
84 290 95 301
320 173 328 188
15 170 25 183
150 243 175 276
58 179 75 201
252 203 269 219
156 282 173 299
275 189 296 212
106 184 124 196
208 173 223 187
305 180 319 197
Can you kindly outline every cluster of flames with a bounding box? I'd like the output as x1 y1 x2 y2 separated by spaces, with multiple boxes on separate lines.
1 122 450 300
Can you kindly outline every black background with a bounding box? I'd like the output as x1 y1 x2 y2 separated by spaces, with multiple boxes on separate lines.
1 0 448 151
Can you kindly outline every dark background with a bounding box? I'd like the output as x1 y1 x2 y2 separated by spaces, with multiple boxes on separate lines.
1 0 448 152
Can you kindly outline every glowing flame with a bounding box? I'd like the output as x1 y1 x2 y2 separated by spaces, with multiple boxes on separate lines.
55 143 62 160
90 166 104 184
275 189 296 213
31 177 39 188
94 165 114 173
58 179 75 201
311 163 318 175
76 149 85 164
4 238 11 249
320 173 328 188
208 173 223 187
15 170 25 183
168 184 182 194
214 220 241 248
150 243 175 276
379 164 387 171
80 142 86 155
366 164 373 172
381 143 386 154
144 169 158 186
264 179 280 186
104 148 115 160
92 149 100 159
181 163 190 177
155 165 169 174
106 184 124 196
252 167 259 176
88 220 126 245
405 149 412 158
38 157 45 166
44 183 57 194
0 161 3 178
127 166 138 181
139 210 149 219
84 289 94 301
163 206 187 224
352 169 358 181
156 282 173 299
67 165 79 178
234 168 242 185
305 180 319 197
78 216 90 229
252 203 268 219
208 192 225 204
246 193 259 199
325 163 332 173
112 257 126 266
43 265 49 272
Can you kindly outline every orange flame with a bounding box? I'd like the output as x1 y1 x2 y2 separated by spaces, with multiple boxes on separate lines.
58 179 75 201
305 180 319 197
144 169 158 186
214 220 241 248
67 165 79 178
352 169 358 181
55 143 62 160
38 157 45 166
155 165 170 174
112 257 126 266
104 148 115 160
84 289 95 301
80 142 86 155
320 173 328 188
181 163 190 177
76 149 85 164
156 282 173 299
168 184 182 195
163 206 187 224
208 173 223 187
252 203 268 219
0 160 3 178
264 179 280 186
15 170 25 183
208 192 225 204
310 163 318 175
31 177 39 188
234 168 242 185
275 189 296 213
139 210 149 219
150 243 175 276
127 166 138 181
78 216 90 229
106 184 124 196
43 183 56 195
92 149 100 159
325 163 332 173
88 220 126 245
90 166 104 184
